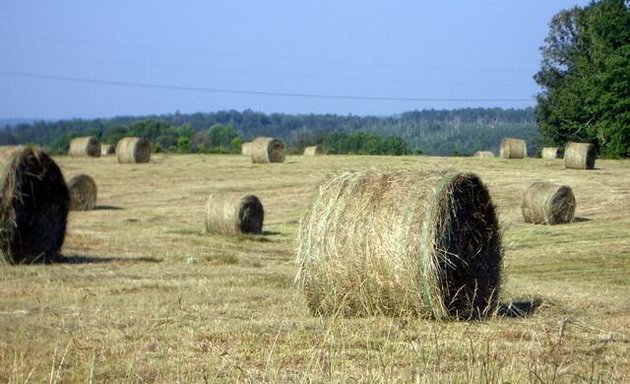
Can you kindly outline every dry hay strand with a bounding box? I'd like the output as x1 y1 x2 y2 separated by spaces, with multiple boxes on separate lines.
250 137 286 163
116 137 151 164
0 147 69 264
564 141 596 169
241 141 252 156
205 194 264 235
69 136 101 158
303 145 325 156
101 144 116 156
0 145 27 162
541 147 559 160
521 182 575 225
67 174 97 211
473 151 494 158
499 138 527 159
296 169 502 319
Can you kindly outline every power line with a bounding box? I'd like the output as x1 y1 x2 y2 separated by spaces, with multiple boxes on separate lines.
0 69 534 103
6 34 538 74
0 47 531 88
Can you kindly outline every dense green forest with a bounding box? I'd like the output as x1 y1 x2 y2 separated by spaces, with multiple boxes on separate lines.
0 107 538 156
535 0 629 158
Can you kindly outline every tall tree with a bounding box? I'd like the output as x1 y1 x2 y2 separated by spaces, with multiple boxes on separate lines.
534 0 630 158
207 123 239 152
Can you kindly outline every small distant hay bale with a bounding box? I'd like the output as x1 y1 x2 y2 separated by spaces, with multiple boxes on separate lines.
0 147 69 264
116 137 151 164
101 144 116 156
67 174 97 211
205 194 264 235
474 151 494 158
241 141 252 156
250 137 286 163
521 182 575 225
500 138 527 159
296 169 502 319
303 145 325 156
564 142 596 169
69 136 101 158
541 147 558 160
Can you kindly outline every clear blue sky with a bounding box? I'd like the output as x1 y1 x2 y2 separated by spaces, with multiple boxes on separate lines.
0 0 590 119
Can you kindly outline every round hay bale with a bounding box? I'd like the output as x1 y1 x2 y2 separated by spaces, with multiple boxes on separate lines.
499 138 527 159
67 174 97 211
521 182 575 225
473 151 494 158
116 137 151 164
250 137 286 163
564 142 596 169
101 144 116 156
0 145 27 160
296 169 502 319
541 147 558 160
69 136 101 158
0 147 69 264
205 194 264 235
303 145 325 156
241 141 252 156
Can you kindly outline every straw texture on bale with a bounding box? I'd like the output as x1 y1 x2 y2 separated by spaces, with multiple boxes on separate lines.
296 169 502 319
473 151 494 158
205 194 264 235
250 137 286 163
521 182 575 225
116 137 151 164
500 138 527 159
0 147 69 264
69 136 101 158
303 145 325 156
541 147 558 160
0 146 27 160
241 141 252 156
101 144 115 156
564 142 596 169
67 174 97 211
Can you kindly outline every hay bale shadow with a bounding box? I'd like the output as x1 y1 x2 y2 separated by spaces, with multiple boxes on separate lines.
93 205 124 211
234 230 283 243
572 216 591 223
498 298 542 318
54 255 162 264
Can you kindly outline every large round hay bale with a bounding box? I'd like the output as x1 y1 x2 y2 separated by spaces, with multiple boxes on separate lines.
521 182 575 225
499 138 527 159
564 142 596 169
296 169 502 319
101 144 115 156
250 137 286 163
0 147 69 264
116 137 151 164
241 141 252 156
303 145 325 156
69 136 101 158
0 145 27 159
474 151 494 158
205 194 264 235
67 174 97 211
541 147 558 160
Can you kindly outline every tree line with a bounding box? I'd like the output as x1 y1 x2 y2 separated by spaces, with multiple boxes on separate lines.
535 0 629 158
0 107 538 157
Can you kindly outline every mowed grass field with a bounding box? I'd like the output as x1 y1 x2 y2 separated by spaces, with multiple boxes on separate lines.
1 153 628 383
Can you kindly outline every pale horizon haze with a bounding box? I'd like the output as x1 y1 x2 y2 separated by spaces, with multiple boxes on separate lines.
0 1 591 120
